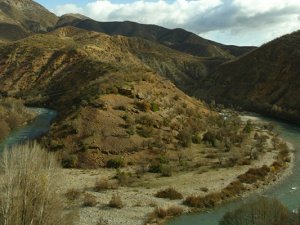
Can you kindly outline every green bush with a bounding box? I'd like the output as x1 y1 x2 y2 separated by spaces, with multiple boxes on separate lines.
106 158 125 169
151 103 159 112
243 120 253 133
148 161 163 173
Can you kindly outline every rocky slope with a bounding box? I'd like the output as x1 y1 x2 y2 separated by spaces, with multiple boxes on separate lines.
0 0 58 41
56 14 255 58
195 30 300 123
0 27 259 169
0 27 210 167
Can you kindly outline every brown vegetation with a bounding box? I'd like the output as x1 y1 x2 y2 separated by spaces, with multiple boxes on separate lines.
0 143 75 225
220 197 297 225
108 194 124 209
145 206 184 224
0 98 35 141
238 165 270 184
82 193 97 207
155 188 183 200
184 180 246 208
65 188 81 200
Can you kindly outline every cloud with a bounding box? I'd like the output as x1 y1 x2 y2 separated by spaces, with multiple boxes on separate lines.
53 0 300 46
54 3 84 15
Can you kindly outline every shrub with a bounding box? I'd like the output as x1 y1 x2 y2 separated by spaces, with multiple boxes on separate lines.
148 206 184 221
94 177 118 191
0 120 10 141
115 170 132 186
243 120 253 133
177 128 192 148
137 126 154 138
0 143 76 225
220 197 293 225
82 193 97 207
62 153 78 168
154 207 168 218
238 165 270 184
151 102 159 112
136 101 150 112
166 206 184 216
65 188 81 200
203 130 217 146
192 134 202 144
184 193 222 208
108 194 124 209
149 161 163 173
106 158 125 169
160 165 173 177
155 188 183 200
136 115 156 127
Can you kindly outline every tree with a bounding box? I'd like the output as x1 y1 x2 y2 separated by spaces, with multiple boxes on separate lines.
220 197 295 225
0 143 76 225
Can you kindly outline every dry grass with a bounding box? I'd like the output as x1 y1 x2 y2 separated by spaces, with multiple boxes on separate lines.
0 142 76 225
82 193 97 207
65 188 81 200
145 206 184 224
94 177 118 191
0 98 34 141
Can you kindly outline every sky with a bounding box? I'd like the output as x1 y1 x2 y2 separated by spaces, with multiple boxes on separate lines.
36 0 300 46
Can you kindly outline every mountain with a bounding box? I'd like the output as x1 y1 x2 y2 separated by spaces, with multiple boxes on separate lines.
0 0 255 59
56 15 255 58
0 0 58 41
0 26 217 168
195 30 300 123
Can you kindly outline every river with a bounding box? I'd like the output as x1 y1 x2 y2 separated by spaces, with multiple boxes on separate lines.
0 109 299 225
0 108 57 151
167 114 300 225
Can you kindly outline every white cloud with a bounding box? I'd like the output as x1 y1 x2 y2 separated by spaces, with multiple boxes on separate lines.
54 4 84 15
52 0 300 46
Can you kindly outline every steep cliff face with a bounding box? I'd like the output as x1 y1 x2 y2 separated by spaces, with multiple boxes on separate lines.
196 30 300 123
0 0 58 41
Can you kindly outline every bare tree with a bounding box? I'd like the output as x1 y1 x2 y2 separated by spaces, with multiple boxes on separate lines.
0 142 75 225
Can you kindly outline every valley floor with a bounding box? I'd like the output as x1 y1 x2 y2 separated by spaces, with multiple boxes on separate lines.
58 124 294 225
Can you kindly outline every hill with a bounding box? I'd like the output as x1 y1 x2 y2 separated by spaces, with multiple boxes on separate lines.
56 15 255 58
195 30 300 123
0 0 58 41
0 27 259 169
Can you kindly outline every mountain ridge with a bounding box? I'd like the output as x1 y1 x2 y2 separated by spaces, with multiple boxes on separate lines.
195 30 300 124
0 0 58 41
56 15 256 58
